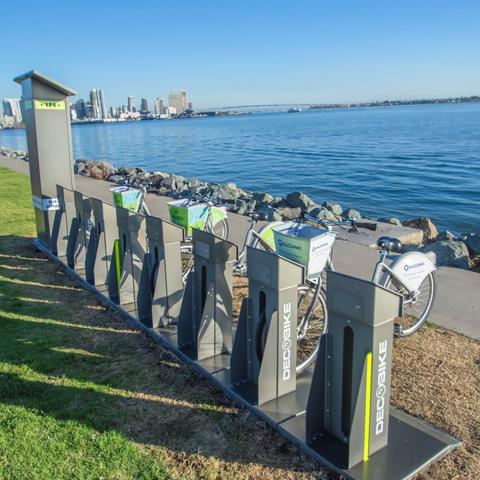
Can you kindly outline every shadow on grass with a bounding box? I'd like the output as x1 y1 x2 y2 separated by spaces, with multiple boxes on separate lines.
0 235 321 476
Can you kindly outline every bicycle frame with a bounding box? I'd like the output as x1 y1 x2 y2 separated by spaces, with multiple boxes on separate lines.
234 222 273 273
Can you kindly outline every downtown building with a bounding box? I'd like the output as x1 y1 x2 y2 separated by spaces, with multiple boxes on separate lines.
168 90 188 115
2 98 23 123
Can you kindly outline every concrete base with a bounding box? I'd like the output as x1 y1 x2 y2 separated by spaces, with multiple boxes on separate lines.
33 238 461 480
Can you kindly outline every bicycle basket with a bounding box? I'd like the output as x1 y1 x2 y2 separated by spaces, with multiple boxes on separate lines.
273 221 336 278
110 186 143 213
167 199 210 237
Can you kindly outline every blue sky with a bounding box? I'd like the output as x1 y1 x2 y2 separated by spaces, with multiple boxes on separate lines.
1 1 479 109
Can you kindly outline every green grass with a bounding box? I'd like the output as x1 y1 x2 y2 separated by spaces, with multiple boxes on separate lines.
0 167 167 479
0 166 322 480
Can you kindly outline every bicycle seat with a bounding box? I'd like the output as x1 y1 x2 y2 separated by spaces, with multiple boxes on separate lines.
376 236 402 252
251 212 268 221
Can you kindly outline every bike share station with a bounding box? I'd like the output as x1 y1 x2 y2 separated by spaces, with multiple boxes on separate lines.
16 70 460 480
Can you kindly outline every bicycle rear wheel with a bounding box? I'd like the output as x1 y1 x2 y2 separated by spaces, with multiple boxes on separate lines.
383 271 437 337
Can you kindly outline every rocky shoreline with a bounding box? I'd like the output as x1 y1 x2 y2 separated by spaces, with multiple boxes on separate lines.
1 147 479 271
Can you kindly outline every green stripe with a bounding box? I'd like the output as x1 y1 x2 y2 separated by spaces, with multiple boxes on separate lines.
363 351 373 462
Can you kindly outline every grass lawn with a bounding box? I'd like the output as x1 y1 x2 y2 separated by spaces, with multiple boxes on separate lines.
0 165 478 479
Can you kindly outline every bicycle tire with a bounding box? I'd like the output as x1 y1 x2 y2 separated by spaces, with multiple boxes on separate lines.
211 217 229 240
254 280 327 374
383 271 437 337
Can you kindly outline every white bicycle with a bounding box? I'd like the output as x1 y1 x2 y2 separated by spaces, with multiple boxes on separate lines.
304 215 437 337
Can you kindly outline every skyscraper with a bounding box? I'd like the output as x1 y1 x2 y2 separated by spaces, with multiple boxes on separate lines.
168 90 188 115
2 98 22 123
140 98 149 114
128 96 136 112
155 97 166 115
75 98 87 119
97 89 108 119
90 89 100 119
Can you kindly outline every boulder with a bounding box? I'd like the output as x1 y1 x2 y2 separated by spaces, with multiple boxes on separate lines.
252 192 273 203
257 203 282 222
436 230 455 242
377 217 402 226
322 201 343 216
307 207 337 222
286 191 315 211
160 176 176 191
233 199 247 215
422 241 470 269
246 199 257 214
459 233 480 257
342 208 362 221
216 182 245 200
279 206 302 220
107 174 126 184
74 160 87 175
403 217 438 243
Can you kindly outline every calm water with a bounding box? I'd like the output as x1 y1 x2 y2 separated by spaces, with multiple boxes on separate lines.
1 103 479 233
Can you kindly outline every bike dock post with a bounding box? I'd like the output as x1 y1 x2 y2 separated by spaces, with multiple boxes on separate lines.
177 229 237 370
51 184 75 260
112 206 147 317
137 215 184 331
66 191 92 275
85 198 118 293
278 271 459 479
229 246 307 409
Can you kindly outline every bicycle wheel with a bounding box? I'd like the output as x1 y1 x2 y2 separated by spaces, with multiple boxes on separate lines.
211 218 229 240
383 271 437 337
255 280 327 374
296 281 327 373
180 243 194 285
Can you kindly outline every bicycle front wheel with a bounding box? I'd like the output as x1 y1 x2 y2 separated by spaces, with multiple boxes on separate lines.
384 271 437 337
211 218 229 240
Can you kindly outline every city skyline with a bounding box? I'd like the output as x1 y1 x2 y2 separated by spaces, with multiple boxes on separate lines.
70 87 192 121
1 2 480 109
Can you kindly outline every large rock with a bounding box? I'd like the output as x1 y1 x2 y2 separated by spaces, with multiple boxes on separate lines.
322 201 343 216
307 207 337 222
279 206 302 220
422 241 470 269
436 230 455 242
459 233 480 256
286 191 315 211
403 217 438 243
252 192 273 203
257 203 282 221
160 176 176 191
342 208 362 221
215 182 245 200
377 217 402 226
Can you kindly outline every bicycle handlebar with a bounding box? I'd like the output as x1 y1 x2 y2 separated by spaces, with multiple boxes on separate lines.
302 213 377 232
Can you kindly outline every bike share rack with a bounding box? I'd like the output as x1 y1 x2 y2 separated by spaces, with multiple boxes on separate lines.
51 184 76 259
137 215 184 330
111 207 147 316
18 70 460 480
177 229 237 368
85 197 118 291
231 246 305 406
66 191 92 275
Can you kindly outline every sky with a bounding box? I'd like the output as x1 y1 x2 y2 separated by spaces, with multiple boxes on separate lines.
1 1 479 109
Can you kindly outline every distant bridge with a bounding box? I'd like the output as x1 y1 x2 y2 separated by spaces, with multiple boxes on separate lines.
196 103 328 113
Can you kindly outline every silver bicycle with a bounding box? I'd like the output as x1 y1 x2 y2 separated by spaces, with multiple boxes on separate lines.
304 215 437 337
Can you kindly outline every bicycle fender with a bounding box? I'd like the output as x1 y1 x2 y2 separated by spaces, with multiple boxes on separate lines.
382 250 436 292
258 221 284 251
210 206 228 226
